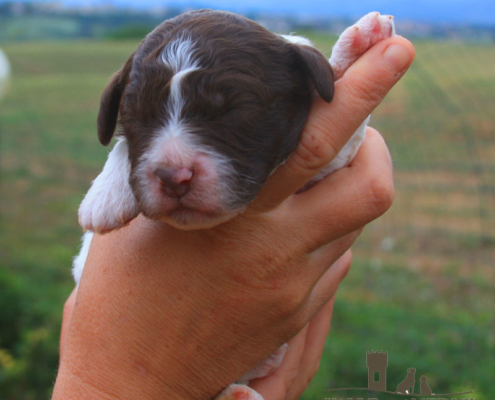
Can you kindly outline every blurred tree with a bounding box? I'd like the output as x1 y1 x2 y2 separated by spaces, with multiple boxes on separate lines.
106 23 157 40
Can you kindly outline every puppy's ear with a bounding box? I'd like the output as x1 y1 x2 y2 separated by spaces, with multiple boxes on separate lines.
292 45 334 103
97 53 135 146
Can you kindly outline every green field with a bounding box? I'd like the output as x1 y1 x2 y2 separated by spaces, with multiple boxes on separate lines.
0 37 494 399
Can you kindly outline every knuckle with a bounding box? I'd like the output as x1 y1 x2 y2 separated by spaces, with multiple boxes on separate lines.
367 173 395 216
291 123 340 173
347 75 384 111
273 286 308 320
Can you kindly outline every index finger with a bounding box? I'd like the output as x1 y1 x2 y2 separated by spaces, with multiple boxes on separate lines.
251 36 415 212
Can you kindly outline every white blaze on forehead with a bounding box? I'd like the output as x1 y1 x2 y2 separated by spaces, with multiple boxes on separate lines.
161 37 201 128
162 37 200 72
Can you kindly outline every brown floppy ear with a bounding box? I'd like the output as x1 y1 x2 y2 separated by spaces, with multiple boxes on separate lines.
97 53 135 146
293 45 334 103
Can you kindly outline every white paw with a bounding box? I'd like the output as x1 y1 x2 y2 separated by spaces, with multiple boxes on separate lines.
330 12 396 79
78 139 139 233
215 384 264 400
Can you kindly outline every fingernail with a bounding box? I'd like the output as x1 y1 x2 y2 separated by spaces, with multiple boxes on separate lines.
383 44 411 74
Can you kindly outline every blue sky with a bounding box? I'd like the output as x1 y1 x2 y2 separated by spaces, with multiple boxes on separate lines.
18 0 495 25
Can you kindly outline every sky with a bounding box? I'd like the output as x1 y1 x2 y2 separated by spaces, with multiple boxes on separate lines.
18 0 495 25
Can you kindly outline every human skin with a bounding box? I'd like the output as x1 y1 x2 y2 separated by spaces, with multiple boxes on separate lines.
53 36 415 400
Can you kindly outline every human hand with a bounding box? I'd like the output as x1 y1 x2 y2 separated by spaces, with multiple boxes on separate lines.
53 35 414 400
247 294 342 400
60 262 347 400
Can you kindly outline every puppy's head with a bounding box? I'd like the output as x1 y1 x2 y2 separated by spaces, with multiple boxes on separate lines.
97 10 334 230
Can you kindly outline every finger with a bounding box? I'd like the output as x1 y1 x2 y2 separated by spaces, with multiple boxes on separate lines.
60 288 77 361
250 326 309 399
251 36 414 212
289 127 393 249
296 228 361 293
250 251 352 399
284 249 353 347
286 297 336 400
308 250 353 312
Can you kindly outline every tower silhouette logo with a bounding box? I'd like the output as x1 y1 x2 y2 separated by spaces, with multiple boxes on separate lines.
326 350 474 399
367 351 388 392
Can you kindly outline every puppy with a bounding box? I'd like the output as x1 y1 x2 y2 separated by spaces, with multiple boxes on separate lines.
73 10 395 400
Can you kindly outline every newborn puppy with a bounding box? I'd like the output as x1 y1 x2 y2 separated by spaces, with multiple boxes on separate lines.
73 10 395 400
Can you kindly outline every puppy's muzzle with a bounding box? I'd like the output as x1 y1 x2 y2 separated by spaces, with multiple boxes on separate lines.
155 166 193 198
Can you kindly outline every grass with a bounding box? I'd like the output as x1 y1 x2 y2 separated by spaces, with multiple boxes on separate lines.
0 36 494 399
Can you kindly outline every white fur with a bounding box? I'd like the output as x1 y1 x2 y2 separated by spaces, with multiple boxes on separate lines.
161 37 201 130
330 12 396 79
161 37 200 75
78 138 139 233
280 34 313 46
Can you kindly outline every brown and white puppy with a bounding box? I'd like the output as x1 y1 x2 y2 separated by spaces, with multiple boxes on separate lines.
73 10 395 400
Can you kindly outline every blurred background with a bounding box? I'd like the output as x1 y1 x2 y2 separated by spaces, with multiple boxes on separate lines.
0 0 493 399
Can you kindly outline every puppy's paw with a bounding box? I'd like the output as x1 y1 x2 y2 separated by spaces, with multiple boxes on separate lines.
78 186 138 234
78 139 139 233
215 384 264 400
330 12 395 79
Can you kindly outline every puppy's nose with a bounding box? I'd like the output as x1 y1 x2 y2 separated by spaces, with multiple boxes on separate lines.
155 167 193 198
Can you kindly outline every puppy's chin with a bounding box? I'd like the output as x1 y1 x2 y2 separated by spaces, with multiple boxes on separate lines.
158 207 243 230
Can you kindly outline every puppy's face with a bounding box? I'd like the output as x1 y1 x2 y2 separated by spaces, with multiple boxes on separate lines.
98 10 333 229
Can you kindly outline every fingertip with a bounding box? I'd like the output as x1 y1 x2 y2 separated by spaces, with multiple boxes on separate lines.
382 37 416 75
391 35 416 61
352 127 392 171
350 131 395 217
338 36 414 112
